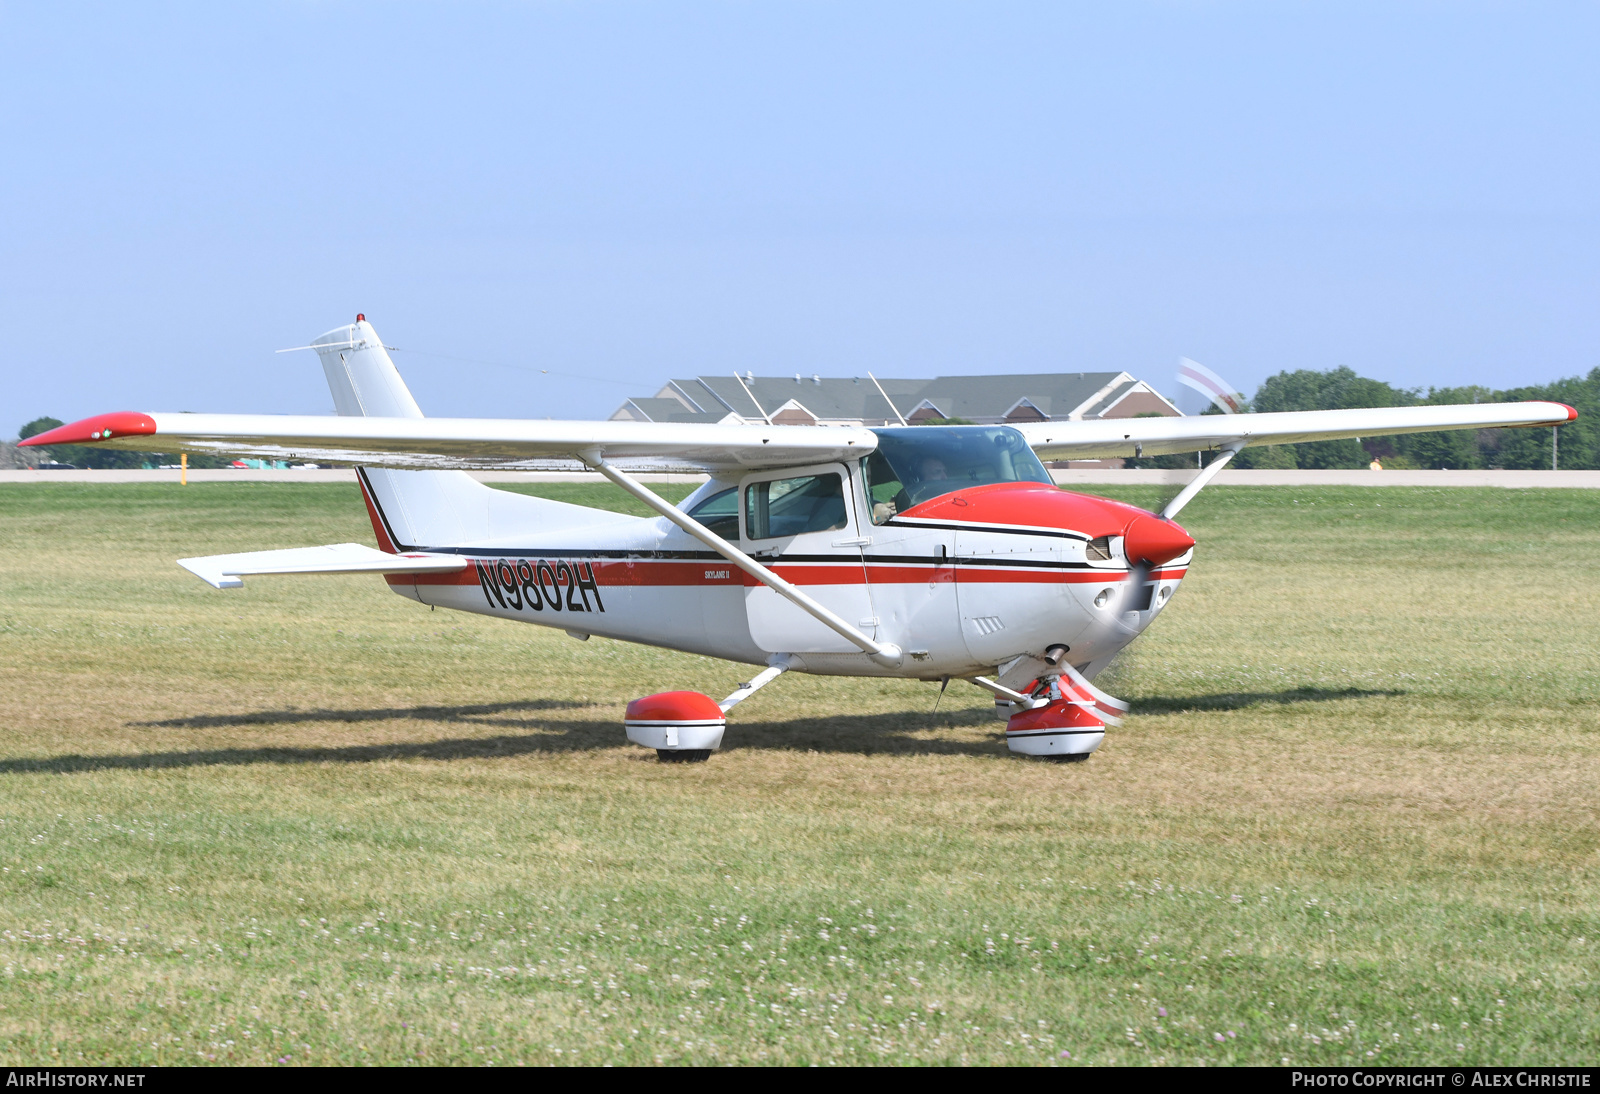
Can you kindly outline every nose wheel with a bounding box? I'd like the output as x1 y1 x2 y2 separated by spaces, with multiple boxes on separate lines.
657 749 712 763
971 652 1129 762
1005 686 1107 759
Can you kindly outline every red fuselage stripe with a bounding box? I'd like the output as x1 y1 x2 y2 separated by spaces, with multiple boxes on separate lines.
389 558 1187 588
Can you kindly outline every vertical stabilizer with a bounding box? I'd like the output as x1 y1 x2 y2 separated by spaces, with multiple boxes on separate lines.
313 318 423 420
308 317 612 552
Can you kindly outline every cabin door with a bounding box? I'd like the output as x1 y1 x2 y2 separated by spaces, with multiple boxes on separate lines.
739 462 876 654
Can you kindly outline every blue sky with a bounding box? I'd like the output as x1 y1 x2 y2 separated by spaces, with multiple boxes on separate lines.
3 2 1597 431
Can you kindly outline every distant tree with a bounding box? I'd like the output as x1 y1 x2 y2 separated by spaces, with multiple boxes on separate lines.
1234 366 1417 469
1235 443 1299 469
18 417 62 441
1486 369 1598 470
914 416 976 426
1213 366 1594 470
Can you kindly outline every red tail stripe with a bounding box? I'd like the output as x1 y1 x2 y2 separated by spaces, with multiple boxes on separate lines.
356 474 398 554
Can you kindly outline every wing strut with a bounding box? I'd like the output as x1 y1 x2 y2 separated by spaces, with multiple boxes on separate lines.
580 450 905 668
1160 440 1246 520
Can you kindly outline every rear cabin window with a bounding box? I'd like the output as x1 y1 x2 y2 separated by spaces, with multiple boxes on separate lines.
744 474 848 540
686 487 739 540
863 426 1053 524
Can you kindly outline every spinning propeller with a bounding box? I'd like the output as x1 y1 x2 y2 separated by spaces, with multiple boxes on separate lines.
1111 512 1196 623
1105 357 1250 618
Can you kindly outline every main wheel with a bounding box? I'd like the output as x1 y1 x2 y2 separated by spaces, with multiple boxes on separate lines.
657 749 712 763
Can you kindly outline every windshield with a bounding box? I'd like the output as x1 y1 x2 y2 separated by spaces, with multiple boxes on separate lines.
863 426 1053 523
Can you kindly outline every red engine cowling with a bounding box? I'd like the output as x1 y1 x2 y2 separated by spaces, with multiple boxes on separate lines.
902 482 1194 566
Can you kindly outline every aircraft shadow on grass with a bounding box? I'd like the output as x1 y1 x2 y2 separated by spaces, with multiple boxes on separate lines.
1129 685 1405 716
0 687 1403 775
129 698 589 730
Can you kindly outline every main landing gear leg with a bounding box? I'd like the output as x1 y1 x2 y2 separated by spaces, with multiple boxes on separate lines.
623 656 793 763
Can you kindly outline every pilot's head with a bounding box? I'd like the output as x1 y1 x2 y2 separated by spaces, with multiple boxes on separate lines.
919 456 948 481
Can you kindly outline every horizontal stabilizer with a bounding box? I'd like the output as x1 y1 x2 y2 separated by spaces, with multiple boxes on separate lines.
177 543 468 589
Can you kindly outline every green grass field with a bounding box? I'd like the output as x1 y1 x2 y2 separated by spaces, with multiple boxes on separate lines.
0 481 1595 1066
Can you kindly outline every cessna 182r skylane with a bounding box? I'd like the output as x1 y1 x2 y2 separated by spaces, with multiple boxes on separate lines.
24 318 1578 762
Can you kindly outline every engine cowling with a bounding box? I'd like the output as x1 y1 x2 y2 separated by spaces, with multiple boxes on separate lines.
899 482 1195 667
902 482 1193 566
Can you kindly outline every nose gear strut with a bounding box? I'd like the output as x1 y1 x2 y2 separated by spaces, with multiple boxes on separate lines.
971 647 1129 762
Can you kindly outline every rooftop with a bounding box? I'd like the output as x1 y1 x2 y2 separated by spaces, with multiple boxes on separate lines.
612 370 1179 427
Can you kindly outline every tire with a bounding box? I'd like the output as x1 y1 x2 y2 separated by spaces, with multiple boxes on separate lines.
657 749 712 763
1043 752 1091 764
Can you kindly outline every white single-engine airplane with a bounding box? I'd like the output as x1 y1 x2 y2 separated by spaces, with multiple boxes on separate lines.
25 318 1577 762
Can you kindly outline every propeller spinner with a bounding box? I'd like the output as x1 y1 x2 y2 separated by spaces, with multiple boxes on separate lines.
1114 514 1194 621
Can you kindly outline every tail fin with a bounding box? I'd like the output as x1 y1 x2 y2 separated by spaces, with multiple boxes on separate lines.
314 318 424 420
310 317 611 551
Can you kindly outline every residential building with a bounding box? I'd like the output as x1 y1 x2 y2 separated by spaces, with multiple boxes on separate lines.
610 370 1180 465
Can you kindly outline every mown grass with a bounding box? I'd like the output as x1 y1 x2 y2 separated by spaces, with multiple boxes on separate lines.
0 481 1595 1066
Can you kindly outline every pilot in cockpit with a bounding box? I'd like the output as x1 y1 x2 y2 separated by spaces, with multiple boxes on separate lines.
871 454 950 524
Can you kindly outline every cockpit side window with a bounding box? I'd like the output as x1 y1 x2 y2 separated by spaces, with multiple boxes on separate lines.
744 474 848 540
863 450 906 525
864 426 1053 522
686 487 740 540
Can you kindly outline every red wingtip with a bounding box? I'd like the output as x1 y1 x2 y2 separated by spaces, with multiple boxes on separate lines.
19 412 157 447
1561 403 1578 422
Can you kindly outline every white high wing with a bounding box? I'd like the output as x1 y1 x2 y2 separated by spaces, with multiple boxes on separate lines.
27 317 1576 764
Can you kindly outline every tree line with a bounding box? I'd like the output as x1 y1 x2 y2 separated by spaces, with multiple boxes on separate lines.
1133 366 1597 470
